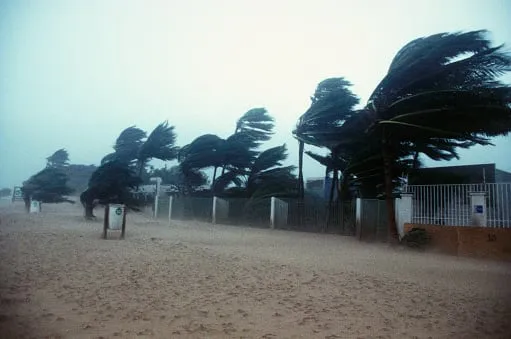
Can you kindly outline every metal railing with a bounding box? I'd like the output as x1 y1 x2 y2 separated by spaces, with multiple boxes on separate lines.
404 183 511 227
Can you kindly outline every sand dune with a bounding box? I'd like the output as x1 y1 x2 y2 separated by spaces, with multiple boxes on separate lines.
1 202 510 338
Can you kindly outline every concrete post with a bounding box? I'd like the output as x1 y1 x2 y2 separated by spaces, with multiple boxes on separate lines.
355 198 362 239
395 193 413 239
212 196 218 224
270 197 288 229
270 197 276 229
470 192 487 226
150 177 162 219
168 196 173 225
212 197 229 224
153 194 159 219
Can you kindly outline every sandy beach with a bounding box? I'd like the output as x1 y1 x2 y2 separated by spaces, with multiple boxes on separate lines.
1 202 510 339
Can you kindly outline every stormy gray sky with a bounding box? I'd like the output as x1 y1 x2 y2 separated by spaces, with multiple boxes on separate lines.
1 0 510 188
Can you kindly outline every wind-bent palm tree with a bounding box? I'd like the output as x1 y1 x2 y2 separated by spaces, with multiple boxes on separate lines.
101 121 179 176
180 108 275 193
213 144 296 199
293 78 360 223
294 31 511 241
81 161 143 219
137 121 179 176
46 148 70 169
359 30 511 240
22 167 74 211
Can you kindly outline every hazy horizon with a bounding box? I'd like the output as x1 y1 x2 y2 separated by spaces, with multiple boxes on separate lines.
1 0 511 188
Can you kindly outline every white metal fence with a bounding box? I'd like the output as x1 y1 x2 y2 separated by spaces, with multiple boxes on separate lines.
404 183 511 227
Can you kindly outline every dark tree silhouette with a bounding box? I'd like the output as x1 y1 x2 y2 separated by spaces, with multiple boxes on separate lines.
81 161 142 219
46 148 70 169
21 167 74 211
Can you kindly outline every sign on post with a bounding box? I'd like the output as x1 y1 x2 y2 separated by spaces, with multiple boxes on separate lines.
103 204 127 239
29 200 40 213
12 186 23 202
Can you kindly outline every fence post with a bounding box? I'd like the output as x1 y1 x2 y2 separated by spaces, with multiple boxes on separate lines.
168 196 173 225
212 197 229 224
212 197 218 224
153 194 159 219
395 193 413 239
355 198 362 240
270 197 276 229
270 197 288 229
469 192 487 226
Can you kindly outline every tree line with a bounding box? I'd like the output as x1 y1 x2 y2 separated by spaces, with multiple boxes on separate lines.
20 30 511 241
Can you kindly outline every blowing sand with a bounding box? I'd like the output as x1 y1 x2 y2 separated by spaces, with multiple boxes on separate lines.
0 202 510 339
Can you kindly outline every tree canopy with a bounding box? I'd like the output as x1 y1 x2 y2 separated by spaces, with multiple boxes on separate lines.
46 148 70 169
101 121 179 175
21 167 74 209
179 108 296 200
294 30 511 239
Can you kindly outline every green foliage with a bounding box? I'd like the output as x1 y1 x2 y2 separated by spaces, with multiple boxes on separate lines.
402 228 431 248
234 108 275 149
138 121 179 173
82 160 143 209
179 109 296 200
294 30 511 238
46 148 69 169
21 168 74 204
101 121 178 174
102 126 147 165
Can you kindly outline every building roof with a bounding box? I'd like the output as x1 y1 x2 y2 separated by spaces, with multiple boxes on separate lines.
408 163 497 185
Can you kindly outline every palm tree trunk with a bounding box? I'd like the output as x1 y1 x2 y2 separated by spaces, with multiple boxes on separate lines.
412 150 420 170
382 139 399 242
326 169 338 232
298 140 304 200
84 202 95 219
137 161 145 178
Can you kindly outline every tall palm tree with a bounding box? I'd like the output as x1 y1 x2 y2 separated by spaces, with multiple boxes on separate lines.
81 160 143 219
293 31 511 241
293 78 360 209
360 30 511 240
137 121 179 176
101 126 147 165
101 122 179 176
180 108 275 193
214 144 296 199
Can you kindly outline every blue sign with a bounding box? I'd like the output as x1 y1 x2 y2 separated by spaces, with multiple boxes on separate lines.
474 205 484 214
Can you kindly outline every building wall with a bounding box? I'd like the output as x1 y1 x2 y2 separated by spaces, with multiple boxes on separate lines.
405 223 511 261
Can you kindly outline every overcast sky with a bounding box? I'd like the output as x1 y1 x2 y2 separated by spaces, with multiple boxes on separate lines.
1 0 510 188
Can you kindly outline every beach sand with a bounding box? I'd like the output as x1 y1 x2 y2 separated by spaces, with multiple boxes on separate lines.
1 202 510 338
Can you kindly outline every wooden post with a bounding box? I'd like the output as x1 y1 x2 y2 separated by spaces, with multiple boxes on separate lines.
121 207 127 239
103 205 109 239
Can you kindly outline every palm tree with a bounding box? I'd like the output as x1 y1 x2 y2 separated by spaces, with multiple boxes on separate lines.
101 121 179 176
179 108 275 193
294 31 511 241
46 148 70 169
359 30 511 240
137 121 179 176
293 78 360 224
81 161 143 219
214 144 296 200
22 167 74 211
101 126 147 165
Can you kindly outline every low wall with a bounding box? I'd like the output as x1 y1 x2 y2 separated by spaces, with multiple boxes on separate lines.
404 223 511 261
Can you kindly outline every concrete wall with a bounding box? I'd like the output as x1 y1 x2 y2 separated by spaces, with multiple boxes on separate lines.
404 223 511 261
